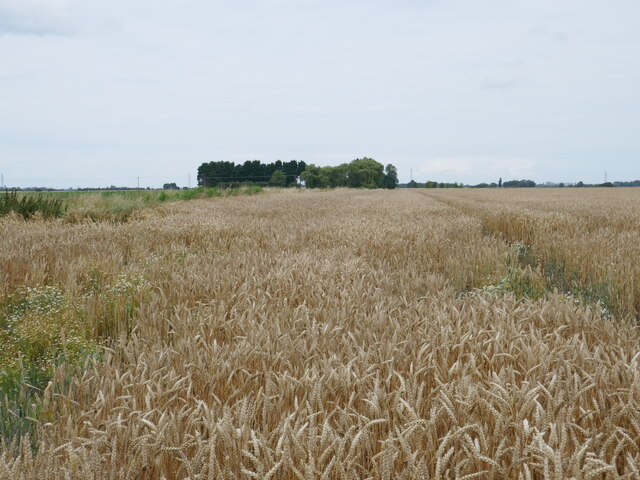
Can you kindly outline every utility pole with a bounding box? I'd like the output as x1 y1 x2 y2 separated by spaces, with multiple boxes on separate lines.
604 171 608 183
137 177 140 189
410 169 413 188
1 173 4 189
188 173 191 189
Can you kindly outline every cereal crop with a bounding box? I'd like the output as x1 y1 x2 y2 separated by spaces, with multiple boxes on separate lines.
1 188 639 479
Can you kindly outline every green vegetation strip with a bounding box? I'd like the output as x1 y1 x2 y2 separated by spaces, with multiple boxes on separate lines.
0 186 263 222
469 241 615 318
0 274 149 448
0 190 66 219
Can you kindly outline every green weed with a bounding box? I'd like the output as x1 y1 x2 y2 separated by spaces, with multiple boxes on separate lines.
0 286 100 446
0 274 147 447
471 242 618 318
0 190 66 219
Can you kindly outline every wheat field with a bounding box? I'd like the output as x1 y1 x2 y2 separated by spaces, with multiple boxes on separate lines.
1 188 639 479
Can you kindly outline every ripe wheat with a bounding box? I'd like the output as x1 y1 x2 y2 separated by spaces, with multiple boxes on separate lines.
1 188 639 478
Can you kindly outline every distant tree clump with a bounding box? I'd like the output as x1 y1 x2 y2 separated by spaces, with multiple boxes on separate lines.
75 186 141 191
300 158 398 189
423 181 462 188
503 179 537 188
197 160 306 187
163 183 179 190
613 180 640 187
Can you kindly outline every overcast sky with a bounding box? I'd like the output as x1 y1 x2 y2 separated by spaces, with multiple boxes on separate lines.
1 0 639 188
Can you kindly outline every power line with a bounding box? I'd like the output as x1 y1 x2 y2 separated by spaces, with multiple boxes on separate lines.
2 173 302 189
201 174 298 180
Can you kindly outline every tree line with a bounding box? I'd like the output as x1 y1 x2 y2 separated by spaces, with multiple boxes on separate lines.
464 179 536 188
197 160 307 187
197 158 398 189
300 158 398 189
405 180 462 188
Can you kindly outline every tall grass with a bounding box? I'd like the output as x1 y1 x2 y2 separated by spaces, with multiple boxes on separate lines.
6 186 264 223
0 190 66 219
1 189 639 478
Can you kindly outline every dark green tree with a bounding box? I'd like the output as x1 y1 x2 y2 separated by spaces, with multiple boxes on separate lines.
300 158 396 189
269 170 286 187
383 164 398 189
347 158 385 188
503 179 536 188
197 160 307 187
197 161 236 186
300 165 323 188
